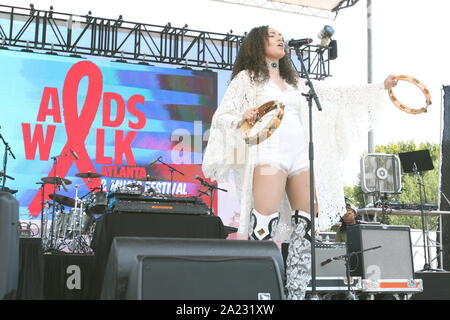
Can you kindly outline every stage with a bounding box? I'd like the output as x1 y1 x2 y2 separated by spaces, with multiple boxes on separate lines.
10 212 450 301
1 1 450 302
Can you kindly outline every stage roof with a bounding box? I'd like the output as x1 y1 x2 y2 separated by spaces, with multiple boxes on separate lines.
211 0 360 18
271 0 345 11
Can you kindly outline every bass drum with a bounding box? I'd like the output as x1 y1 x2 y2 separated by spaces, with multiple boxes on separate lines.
65 207 94 236
86 191 108 215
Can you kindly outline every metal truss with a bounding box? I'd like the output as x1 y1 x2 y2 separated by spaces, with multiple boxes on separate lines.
334 0 361 12
210 0 360 19
0 4 331 79
410 214 442 270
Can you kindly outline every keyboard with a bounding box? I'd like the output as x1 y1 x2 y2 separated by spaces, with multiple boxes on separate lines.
106 193 210 215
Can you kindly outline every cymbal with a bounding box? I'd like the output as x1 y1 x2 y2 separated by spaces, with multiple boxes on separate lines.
0 187 18 194
136 176 161 182
49 193 75 207
41 177 72 185
126 183 142 188
75 172 102 179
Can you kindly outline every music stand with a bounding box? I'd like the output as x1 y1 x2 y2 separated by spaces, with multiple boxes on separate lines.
398 150 437 271
398 150 434 174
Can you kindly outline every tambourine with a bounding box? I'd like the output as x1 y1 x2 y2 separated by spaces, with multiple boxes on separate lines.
388 75 432 115
239 100 285 145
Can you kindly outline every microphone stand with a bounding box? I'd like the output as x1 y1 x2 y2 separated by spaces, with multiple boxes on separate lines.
321 245 381 300
379 193 391 225
293 46 322 300
413 163 433 271
197 178 228 216
156 158 184 197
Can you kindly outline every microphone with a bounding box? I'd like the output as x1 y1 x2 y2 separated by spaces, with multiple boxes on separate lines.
318 25 335 47
287 38 313 47
60 178 68 192
149 156 162 166
195 175 206 184
70 149 79 160
320 258 333 266
195 175 213 187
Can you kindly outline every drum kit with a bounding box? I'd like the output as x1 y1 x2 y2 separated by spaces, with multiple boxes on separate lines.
40 170 168 253
40 171 109 253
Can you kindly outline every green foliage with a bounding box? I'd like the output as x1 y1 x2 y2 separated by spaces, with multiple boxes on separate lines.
344 141 440 230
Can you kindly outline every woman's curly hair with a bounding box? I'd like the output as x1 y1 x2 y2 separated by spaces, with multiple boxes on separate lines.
231 25 299 88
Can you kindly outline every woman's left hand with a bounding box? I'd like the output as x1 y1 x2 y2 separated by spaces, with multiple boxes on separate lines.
384 75 398 90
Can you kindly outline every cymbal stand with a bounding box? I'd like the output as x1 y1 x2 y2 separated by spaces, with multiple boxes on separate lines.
40 201 50 246
69 184 82 253
38 182 54 249
36 182 46 240
47 153 71 251
47 156 59 251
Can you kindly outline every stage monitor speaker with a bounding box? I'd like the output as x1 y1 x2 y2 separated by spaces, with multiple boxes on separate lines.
282 242 347 277
315 243 347 277
101 237 285 300
126 255 283 300
411 271 450 300
0 191 19 300
347 224 414 280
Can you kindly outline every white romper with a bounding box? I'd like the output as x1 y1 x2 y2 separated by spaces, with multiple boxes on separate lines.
251 80 309 177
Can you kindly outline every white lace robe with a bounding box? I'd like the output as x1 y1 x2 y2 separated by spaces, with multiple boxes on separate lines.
202 70 386 241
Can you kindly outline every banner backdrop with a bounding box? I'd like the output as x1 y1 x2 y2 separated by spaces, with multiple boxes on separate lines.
0 50 217 220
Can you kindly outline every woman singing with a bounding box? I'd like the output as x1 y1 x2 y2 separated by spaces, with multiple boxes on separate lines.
202 25 397 299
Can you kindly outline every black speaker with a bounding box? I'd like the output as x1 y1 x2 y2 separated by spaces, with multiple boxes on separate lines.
347 224 414 280
282 242 347 277
0 191 19 299
101 237 285 300
315 243 347 277
126 255 283 300
411 271 450 300
329 40 338 60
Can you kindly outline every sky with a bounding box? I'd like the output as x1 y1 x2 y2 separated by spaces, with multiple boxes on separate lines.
2 0 449 185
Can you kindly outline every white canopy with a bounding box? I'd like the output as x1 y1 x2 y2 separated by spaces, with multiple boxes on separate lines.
210 0 359 18
271 0 344 11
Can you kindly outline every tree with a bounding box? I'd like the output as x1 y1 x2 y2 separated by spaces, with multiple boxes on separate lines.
344 141 440 230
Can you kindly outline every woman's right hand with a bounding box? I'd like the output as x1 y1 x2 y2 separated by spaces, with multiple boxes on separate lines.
242 107 258 126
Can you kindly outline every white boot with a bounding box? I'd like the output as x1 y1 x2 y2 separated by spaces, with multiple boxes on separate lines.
286 210 313 300
291 210 311 242
248 209 279 241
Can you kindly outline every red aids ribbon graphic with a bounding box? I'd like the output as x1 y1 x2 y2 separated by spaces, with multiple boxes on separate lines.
28 61 103 216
